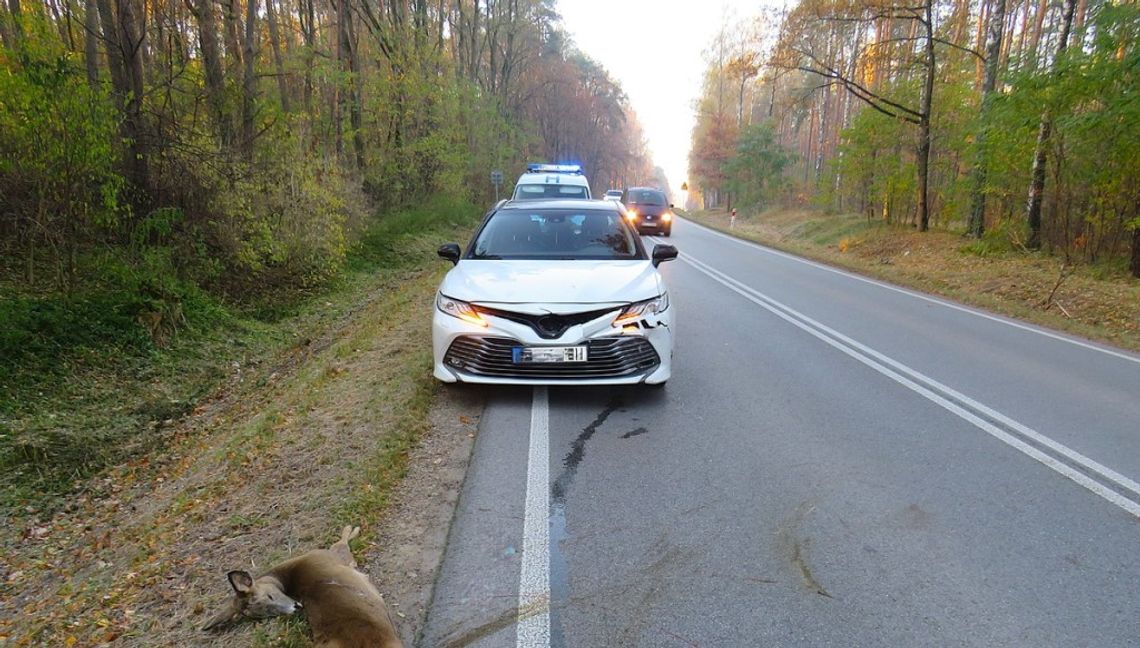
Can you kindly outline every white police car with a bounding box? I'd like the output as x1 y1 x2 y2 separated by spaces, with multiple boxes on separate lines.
511 164 592 200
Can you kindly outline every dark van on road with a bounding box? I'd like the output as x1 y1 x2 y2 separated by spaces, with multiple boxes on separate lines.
623 187 673 236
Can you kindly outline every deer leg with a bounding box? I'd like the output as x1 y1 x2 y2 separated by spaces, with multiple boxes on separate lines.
329 525 360 567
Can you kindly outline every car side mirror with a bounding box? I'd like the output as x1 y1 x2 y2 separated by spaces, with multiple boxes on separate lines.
652 244 678 267
437 243 461 265
669 203 674 209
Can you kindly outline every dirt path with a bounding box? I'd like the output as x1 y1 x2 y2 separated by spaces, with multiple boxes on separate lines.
0 268 482 647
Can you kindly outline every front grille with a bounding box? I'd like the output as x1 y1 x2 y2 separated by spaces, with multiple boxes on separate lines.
444 336 660 380
476 306 617 339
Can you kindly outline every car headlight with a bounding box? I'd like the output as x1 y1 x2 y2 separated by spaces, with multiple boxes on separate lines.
662 212 673 222
436 294 488 327
625 210 638 221
612 293 669 327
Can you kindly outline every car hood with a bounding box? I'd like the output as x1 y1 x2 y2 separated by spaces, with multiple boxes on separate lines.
628 203 668 216
440 260 663 313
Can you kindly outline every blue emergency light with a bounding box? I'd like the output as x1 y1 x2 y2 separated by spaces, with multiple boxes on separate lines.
526 163 583 175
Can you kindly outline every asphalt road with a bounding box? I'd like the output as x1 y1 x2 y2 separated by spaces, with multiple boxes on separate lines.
422 217 1140 647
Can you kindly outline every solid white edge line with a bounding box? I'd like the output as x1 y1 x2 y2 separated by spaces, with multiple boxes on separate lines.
517 386 551 647
681 251 1140 501
675 251 1140 519
676 217 1140 365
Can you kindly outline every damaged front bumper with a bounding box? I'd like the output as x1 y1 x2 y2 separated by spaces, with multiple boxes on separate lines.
432 301 673 385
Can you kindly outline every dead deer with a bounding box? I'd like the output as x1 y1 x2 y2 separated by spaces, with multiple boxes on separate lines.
203 525 403 648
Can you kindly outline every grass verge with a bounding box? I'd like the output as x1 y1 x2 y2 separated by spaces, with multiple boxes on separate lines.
0 199 480 646
682 208 1140 352
0 196 476 510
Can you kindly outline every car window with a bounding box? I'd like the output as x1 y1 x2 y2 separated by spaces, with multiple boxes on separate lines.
512 184 589 200
627 189 664 206
471 209 641 260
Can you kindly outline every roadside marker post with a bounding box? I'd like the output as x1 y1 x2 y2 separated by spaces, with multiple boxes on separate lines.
491 169 503 202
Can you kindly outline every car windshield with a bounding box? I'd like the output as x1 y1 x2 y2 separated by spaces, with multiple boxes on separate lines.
605 190 623 197
627 189 665 206
470 209 641 260
513 184 589 200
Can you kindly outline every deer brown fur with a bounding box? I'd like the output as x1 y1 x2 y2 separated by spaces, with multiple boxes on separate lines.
203 526 403 648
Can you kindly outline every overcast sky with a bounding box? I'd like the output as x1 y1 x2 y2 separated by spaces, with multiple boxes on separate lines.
556 1 773 193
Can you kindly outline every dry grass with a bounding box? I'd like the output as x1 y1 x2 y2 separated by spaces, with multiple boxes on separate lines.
686 209 1140 353
0 265 450 647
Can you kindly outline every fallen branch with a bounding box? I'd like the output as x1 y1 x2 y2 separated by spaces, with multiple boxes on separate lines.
1041 261 1073 311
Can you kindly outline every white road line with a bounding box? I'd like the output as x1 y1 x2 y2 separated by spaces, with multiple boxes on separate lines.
676 217 1140 365
517 386 551 647
674 248 1140 519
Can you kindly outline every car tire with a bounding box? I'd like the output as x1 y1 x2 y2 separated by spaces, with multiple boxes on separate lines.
662 228 671 237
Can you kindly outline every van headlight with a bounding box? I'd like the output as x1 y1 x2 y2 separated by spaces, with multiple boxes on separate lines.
612 293 669 327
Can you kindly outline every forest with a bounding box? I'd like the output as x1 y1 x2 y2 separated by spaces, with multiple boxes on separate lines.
0 0 657 493
0 0 653 298
687 0 1139 276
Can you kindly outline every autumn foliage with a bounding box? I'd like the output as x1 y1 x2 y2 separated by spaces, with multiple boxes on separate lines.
687 0 1140 276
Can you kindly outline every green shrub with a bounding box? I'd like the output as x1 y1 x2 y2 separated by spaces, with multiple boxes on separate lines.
0 22 124 291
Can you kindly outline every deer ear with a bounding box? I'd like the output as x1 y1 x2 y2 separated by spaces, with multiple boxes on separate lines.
227 570 255 593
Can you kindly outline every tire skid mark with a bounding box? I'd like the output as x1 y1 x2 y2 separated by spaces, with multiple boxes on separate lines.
549 396 622 646
550 397 623 504
776 501 834 599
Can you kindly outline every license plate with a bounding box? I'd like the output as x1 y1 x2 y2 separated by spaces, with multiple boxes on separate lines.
512 346 588 363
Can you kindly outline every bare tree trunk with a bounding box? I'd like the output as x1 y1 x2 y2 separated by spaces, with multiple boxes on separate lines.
332 0 344 158
1026 0 1048 70
84 0 100 86
117 0 148 190
192 0 229 145
1014 0 1029 70
241 0 258 158
223 0 242 77
768 72 778 118
1026 0 1076 249
265 0 290 113
815 87 828 185
1130 225 1140 278
96 0 148 189
299 0 314 128
916 0 935 232
96 0 128 102
967 0 1006 237
48 0 72 52
1074 0 1088 30
341 0 363 168
7 0 22 39
0 6 11 50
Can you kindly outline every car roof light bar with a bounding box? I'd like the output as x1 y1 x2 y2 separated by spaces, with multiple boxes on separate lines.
526 163 582 175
